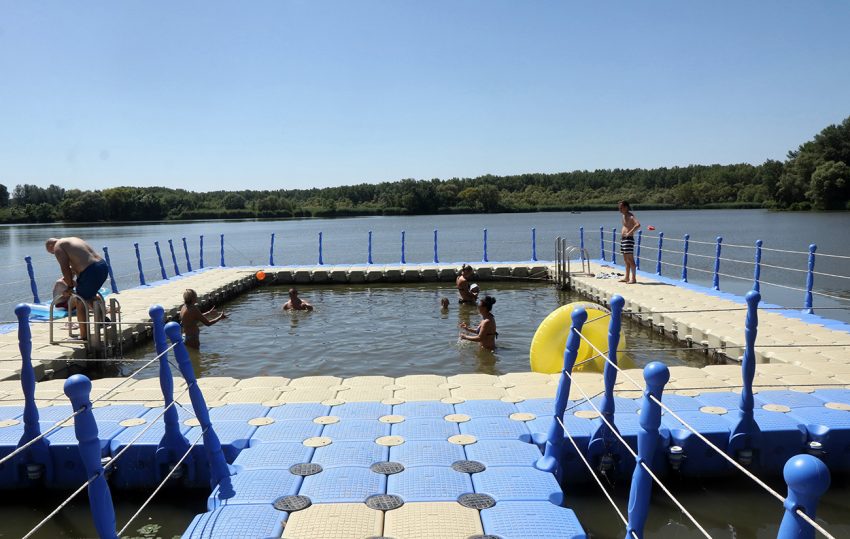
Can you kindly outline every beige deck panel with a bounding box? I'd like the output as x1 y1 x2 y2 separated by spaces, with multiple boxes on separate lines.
333 387 394 402
218 388 282 403
288 376 343 388
450 386 508 400
383 502 483 539
395 387 452 401
277 388 338 403
396 374 448 386
500 372 551 385
342 375 395 387
282 503 383 538
234 376 291 388
447 373 499 386
507 384 557 399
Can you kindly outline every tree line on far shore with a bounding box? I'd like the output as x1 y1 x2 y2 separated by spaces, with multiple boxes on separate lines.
1 116 848 224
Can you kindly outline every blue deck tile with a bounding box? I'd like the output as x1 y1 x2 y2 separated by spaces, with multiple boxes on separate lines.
209 404 270 422
754 390 827 409
109 422 178 489
811 389 850 406
37 404 74 422
461 417 531 442
250 420 322 444
91 404 149 422
658 394 702 412
464 439 542 468
185 421 256 462
472 467 563 504
232 442 314 470
695 392 744 411
787 407 850 472
393 401 455 418
210 468 302 508
312 441 388 468
515 398 555 416
320 419 390 442
391 417 460 440
298 466 386 503
574 396 640 414
182 505 286 539
662 411 731 476
454 400 518 418
481 501 586 539
332 402 392 419
266 403 330 421
0 406 23 420
387 466 473 502
389 440 465 467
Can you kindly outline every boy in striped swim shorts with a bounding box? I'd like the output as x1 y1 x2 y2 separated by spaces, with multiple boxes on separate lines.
618 200 641 283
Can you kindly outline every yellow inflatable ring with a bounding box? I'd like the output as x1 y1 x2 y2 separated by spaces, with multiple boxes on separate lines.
529 302 632 374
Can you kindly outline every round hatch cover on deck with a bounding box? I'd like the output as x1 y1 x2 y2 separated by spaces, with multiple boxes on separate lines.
365 494 404 511
458 493 496 509
289 463 323 476
451 460 486 474
273 495 311 512
370 461 405 475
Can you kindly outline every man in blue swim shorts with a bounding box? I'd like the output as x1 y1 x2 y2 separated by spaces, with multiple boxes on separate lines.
46 237 110 339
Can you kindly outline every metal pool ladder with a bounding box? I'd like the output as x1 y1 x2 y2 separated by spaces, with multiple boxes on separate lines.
49 293 123 359
555 237 591 290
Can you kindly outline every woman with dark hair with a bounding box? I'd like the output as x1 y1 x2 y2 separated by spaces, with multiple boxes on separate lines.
459 295 498 351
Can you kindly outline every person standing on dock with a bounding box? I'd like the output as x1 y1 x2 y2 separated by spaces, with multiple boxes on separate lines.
618 200 641 284
283 288 314 311
45 237 110 339
180 288 227 348
457 264 479 304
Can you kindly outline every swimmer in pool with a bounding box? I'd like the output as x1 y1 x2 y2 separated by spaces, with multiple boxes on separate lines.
456 264 478 304
283 288 313 311
459 296 497 351
440 297 450 311
180 288 227 349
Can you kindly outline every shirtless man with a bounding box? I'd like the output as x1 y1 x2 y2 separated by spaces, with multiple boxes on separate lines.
618 201 641 283
456 264 478 305
45 237 110 339
180 288 226 349
282 288 313 311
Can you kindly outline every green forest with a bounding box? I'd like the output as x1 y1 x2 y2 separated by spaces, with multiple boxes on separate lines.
2 116 848 224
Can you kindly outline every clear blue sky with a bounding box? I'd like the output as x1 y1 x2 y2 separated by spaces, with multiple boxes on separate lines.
1 1 849 192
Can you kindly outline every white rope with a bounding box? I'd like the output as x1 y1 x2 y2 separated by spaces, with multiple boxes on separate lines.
21 473 96 539
556 415 635 537
117 427 206 535
573 327 837 539
0 407 86 466
562 367 712 538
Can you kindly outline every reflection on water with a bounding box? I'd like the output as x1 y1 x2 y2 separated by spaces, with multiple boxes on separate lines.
119 282 713 380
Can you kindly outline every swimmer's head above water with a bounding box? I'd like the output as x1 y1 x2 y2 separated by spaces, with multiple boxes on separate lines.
440 297 450 309
478 295 496 314
183 288 198 305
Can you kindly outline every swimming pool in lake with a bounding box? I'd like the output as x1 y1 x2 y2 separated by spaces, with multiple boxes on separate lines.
120 282 711 379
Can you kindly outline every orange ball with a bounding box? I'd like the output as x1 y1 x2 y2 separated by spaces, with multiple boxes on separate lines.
256 270 266 281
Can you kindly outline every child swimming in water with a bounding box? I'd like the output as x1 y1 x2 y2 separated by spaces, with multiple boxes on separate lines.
179 288 227 349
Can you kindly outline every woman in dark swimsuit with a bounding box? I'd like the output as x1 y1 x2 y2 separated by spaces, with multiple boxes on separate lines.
460 296 497 351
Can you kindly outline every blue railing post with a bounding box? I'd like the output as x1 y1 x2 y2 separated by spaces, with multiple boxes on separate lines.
730 290 761 461
611 227 617 265
433 229 439 263
531 227 538 262
269 233 275 266
655 232 664 276
165 322 234 497
168 239 181 276
777 455 830 539
681 234 690 282
15 304 51 482
318 232 324 265
535 307 588 474
482 229 489 263
753 240 763 292
64 375 119 539
803 244 816 314
600 226 605 261
154 241 168 280
589 295 624 461
367 231 373 264
712 236 723 290
635 230 642 271
579 226 585 263
400 230 406 264
182 237 193 272
102 247 119 293
150 305 191 472
199 235 204 269
133 243 146 286
24 256 40 304
625 361 670 539
219 234 225 267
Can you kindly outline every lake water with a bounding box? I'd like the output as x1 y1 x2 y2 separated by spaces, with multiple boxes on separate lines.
1 210 849 538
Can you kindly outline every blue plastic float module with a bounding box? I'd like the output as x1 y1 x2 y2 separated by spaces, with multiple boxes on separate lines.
312 440 388 468
455 399 518 417
209 468 301 509
482 501 587 539
387 465 473 502
812 389 850 406
460 416 531 442
320 418 390 442
331 401 392 419
391 417 459 440
787 407 850 472
298 465 386 503
662 410 731 476
182 504 286 539
465 439 543 468
208 403 270 422
392 400 454 418
249 419 322 444
472 466 563 505
389 440 465 467
266 403 330 421
0 406 23 420
232 441 313 471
